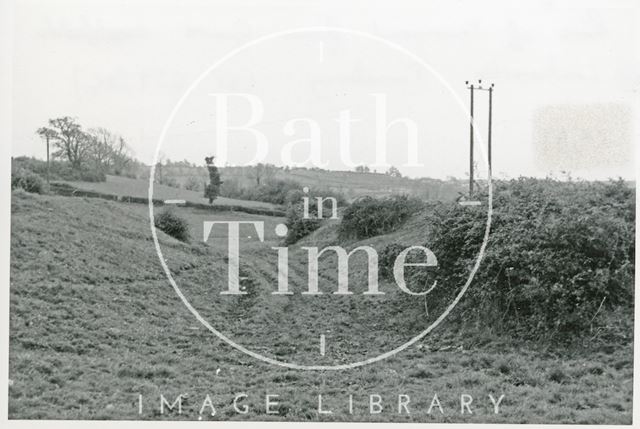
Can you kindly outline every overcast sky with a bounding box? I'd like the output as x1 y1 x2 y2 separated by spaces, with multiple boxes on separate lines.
8 0 639 179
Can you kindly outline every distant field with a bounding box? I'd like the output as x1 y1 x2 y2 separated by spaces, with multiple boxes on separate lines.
157 165 465 201
58 175 280 210
8 191 633 422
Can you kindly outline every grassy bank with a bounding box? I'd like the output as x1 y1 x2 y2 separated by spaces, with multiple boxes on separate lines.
8 191 633 422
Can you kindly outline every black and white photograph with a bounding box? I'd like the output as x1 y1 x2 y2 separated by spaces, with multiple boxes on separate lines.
1 0 638 425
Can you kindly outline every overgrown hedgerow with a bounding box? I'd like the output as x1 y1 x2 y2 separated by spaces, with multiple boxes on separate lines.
154 208 190 242
379 243 405 280
12 157 106 182
283 198 324 245
11 169 48 194
415 178 635 342
282 186 346 245
221 178 346 206
338 194 423 239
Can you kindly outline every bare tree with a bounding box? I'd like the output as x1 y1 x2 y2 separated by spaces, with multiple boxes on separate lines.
111 136 132 175
43 117 90 169
252 163 276 185
87 127 133 175
386 166 402 178
87 127 115 172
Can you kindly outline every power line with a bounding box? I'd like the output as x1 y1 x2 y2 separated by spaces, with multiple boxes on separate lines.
465 79 494 196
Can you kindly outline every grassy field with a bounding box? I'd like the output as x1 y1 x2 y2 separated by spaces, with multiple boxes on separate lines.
58 175 279 209
8 191 633 422
158 165 465 201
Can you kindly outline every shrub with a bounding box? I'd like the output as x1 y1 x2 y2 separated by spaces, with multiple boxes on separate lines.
339 195 422 239
219 177 243 198
11 169 47 194
159 176 180 188
10 157 107 182
418 178 635 342
380 241 439 295
281 186 345 244
220 178 298 204
75 169 106 182
53 165 106 182
184 176 202 192
154 208 190 242
220 178 346 207
283 202 322 245
379 243 405 279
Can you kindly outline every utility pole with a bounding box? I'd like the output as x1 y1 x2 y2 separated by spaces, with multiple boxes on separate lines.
488 85 493 174
37 127 56 185
46 135 50 184
468 83 475 196
465 80 494 196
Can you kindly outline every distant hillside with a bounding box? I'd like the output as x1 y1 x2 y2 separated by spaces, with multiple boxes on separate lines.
146 164 466 201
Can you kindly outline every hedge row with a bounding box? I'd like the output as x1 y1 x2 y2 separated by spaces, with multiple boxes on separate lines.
412 178 635 342
48 183 285 217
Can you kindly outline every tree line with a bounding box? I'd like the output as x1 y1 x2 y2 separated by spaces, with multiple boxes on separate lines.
37 116 136 176
354 164 403 177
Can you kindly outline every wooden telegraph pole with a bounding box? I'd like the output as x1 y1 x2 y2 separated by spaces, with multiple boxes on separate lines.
465 80 494 196
46 134 50 184
37 127 56 185
467 82 475 195
488 84 493 174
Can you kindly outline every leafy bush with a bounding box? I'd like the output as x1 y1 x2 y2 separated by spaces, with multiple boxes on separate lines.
339 195 423 239
221 178 346 206
154 208 190 242
11 157 106 182
282 186 346 244
184 176 202 192
219 177 243 199
158 176 180 188
379 243 405 279
418 178 635 342
74 169 106 182
51 164 106 182
379 242 439 295
283 202 322 245
11 169 48 194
